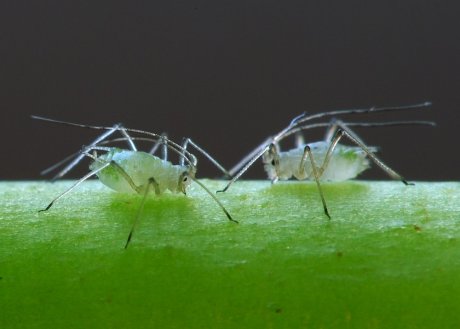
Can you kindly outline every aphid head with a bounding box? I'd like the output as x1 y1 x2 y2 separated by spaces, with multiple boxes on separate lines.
262 143 280 181
178 170 194 194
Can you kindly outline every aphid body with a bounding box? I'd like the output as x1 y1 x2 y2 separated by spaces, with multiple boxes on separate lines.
91 149 194 195
263 141 376 183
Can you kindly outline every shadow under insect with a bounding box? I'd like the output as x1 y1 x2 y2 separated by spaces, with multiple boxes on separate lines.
263 181 370 218
108 192 194 218
98 192 207 248
266 180 369 198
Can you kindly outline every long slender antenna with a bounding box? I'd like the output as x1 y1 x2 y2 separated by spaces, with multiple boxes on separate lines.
282 120 436 140
292 101 431 127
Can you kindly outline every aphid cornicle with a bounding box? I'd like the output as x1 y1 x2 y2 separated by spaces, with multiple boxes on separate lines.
32 116 236 248
218 102 435 219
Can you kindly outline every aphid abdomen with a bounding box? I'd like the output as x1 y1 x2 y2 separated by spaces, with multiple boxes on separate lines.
276 142 331 180
90 150 182 194
275 142 374 182
320 144 372 181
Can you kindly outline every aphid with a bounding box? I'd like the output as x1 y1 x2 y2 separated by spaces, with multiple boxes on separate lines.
32 116 237 248
218 102 435 218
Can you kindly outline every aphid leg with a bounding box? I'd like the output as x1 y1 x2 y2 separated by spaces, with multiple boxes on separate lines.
148 138 161 155
299 146 331 219
44 125 121 180
295 132 305 147
161 134 168 161
84 145 115 153
217 142 272 193
179 138 189 166
39 161 112 212
84 147 159 194
124 177 160 249
40 150 83 176
181 138 230 177
84 149 161 248
228 137 272 177
119 127 138 151
86 149 161 248
220 113 309 193
190 177 238 224
324 118 340 143
323 122 413 185
148 133 167 156
343 124 412 184
323 118 367 145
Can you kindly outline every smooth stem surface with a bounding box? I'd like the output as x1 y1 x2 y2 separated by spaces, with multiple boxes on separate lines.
1 180 459 328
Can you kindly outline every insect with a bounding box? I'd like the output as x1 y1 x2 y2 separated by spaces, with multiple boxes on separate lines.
32 116 237 248
218 102 435 218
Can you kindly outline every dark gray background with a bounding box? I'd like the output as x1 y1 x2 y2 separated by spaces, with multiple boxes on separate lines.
1 1 458 181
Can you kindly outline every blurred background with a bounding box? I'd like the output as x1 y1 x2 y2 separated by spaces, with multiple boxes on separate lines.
1 1 458 180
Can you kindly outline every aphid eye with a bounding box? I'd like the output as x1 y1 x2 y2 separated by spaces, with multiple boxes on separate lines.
271 160 276 166
183 176 188 182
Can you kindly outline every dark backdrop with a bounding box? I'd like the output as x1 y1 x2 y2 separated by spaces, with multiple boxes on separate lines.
1 1 458 180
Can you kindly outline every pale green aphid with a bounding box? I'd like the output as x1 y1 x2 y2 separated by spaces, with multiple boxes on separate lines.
32 116 236 248
219 102 435 219
90 148 194 195
263 141 377 183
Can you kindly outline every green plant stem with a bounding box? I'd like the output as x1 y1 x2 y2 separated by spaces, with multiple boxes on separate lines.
1 180 459 328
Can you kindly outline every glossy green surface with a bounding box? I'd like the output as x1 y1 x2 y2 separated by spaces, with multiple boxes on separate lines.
1 180 459 328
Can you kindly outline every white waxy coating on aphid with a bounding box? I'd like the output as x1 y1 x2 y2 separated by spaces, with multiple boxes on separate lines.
89 149 193 194
264 141 376 182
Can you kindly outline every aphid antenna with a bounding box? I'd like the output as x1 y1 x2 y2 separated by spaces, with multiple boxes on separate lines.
283 120 437 141
292 101 432 128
